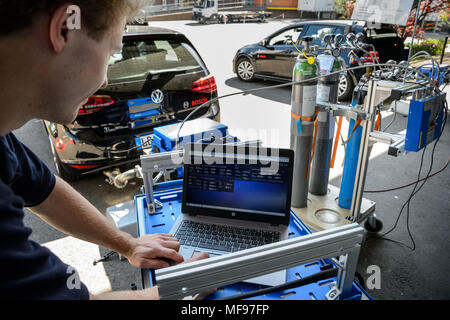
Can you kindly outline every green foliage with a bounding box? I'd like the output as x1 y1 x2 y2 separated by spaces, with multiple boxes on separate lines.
406 38 445 57
333 0 356 19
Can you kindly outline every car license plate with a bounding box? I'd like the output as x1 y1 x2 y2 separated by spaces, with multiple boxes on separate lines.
139 134 153 150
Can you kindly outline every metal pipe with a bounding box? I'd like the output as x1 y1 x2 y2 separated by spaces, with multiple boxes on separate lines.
440 37 448 65
407 0 423 68
113 168 137 189
350 80 378 221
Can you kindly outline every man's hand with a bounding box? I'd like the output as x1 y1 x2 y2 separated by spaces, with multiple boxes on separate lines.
181 252 216 300
125 234 184 269
183 251 210 264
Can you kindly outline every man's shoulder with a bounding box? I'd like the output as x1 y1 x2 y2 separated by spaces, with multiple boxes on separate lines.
0 132 21 148
0 131 56 207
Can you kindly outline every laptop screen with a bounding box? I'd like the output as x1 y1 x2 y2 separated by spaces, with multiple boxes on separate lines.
182 144 294 225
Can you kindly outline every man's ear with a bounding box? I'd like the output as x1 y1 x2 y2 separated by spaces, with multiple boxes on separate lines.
49 4 72 53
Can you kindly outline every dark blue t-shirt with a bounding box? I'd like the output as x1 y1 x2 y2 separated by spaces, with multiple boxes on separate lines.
0 133 90 300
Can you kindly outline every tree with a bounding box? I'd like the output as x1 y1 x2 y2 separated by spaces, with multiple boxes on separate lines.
395 0 449 41
334 0 356 19
334 0 449 41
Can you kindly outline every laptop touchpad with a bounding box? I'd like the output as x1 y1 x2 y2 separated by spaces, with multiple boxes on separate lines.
178 246 195 261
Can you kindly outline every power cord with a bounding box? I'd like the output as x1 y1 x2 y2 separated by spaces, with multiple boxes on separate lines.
169 56 445 252
174 62 435 150
93 251 117 265
219 268 338 300
367 89 448 251
364 156 450 193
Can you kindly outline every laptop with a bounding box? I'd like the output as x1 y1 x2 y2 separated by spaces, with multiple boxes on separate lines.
169 143 294 286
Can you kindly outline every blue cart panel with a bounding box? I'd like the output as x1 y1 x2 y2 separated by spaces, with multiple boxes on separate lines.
135 181 369 300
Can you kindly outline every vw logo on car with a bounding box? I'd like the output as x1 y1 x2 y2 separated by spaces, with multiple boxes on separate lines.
151 89 164 104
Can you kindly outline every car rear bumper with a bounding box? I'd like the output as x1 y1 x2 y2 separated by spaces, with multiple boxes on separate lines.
44 103 220 175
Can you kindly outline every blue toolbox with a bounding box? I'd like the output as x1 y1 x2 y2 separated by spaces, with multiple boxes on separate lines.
150 118 236 178
127 97 163 129
135 180 371 300
151 118 231 152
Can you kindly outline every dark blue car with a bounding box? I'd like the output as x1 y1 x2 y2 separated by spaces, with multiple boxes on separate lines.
232 20 409 101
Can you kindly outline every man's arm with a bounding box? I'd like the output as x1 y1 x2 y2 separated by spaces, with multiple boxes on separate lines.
31 176 184 269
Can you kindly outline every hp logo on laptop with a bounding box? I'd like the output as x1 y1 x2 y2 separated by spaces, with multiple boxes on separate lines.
151 89 164 104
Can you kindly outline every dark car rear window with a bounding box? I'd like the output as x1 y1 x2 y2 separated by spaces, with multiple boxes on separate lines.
366 28 399 39
107 38 205 84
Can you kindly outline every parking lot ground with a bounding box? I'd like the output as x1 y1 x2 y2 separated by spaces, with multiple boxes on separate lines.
15 19 450 299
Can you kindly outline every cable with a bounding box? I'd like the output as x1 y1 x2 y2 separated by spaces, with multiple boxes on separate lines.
171 58 445 251
367 83 447 249
367 87 448 251
382 99 397 133
93 251 117 265
344 117 362 144
367 145 428 251
219 268 338 300
364 156 450 193
355 270 367 291
410 51 438 82
381 95 446 250
174 62 436 150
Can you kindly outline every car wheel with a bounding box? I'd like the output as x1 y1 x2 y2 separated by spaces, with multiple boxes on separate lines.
338 72 355 101
236 58 255 82
210 14 219 24
47 135 80 182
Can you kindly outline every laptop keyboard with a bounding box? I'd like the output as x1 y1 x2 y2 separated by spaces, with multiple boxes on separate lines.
174 221 281 253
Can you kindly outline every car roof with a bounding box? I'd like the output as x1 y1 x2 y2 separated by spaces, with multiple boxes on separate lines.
288 20 366 28
123 25 183 37
307 20 365 26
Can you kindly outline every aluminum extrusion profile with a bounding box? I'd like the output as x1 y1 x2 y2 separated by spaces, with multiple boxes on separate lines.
155 223 365 300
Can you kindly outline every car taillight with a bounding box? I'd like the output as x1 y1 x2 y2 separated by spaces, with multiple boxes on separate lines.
78 95 115 115
68 164 99 170
361 51 380 63
192 75 217 94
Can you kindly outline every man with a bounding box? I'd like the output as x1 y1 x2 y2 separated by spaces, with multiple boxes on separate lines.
0 0 207 300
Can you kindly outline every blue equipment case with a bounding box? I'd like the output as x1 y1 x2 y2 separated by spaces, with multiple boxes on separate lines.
150 118 235 178
151 118 230 152
418 64 450 85
127 97 163 129
405 93 446 152
135 180 371 300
